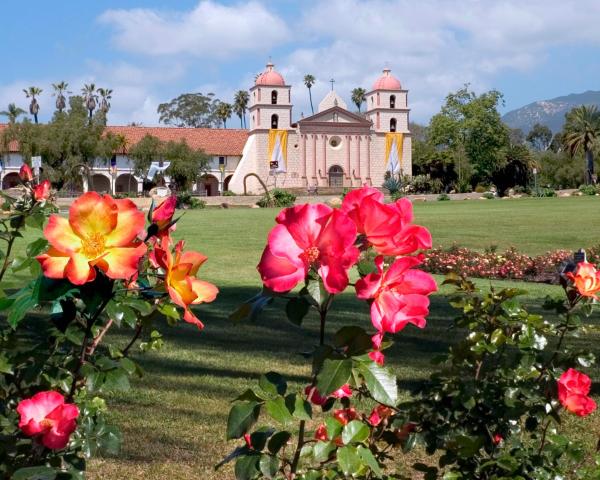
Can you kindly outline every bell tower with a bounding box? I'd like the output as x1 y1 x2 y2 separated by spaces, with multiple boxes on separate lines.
365 68 409 133
249 62 292 131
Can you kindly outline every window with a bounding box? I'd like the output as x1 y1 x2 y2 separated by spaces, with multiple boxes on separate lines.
271 90 278 104
390 95 396 108
390 118 397 132
219 156 226 166
329 136 342 149
271 114 279 129
328 165 344 187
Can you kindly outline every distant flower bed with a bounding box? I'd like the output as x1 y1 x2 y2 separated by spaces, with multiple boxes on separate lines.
421 245 575 282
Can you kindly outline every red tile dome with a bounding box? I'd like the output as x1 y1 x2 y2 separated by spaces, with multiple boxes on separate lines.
372 68 402 90
255 62 285 86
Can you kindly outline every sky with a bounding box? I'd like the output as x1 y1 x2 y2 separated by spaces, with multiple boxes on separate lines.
1 0 600 127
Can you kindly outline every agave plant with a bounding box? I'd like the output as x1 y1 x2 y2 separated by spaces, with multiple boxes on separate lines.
382 176 402 196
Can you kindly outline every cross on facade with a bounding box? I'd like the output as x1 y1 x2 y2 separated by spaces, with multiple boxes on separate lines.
330 78 335 91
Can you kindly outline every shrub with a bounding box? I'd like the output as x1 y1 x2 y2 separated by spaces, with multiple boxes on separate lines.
409 175 444 194
482 191 495 199
475 184 487 193
176 191 206 209
257 188 296 208
222 190 236 196
534 187 557 197
578 184 598 196
437 193 450 201
382 176 402 196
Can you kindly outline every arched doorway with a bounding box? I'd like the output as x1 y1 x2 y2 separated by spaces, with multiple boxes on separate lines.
328 165 344 187
90 174 111 193
2 172 20 189
223 175 233 192
197 174 219 196
115 174 138 194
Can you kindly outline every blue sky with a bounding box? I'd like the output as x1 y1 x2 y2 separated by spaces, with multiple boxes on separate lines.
1 0 599 127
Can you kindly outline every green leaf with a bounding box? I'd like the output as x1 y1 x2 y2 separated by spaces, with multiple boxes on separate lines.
286 394 312 421
0 353 13 374
305 277 328 307
285 297 311 326
342 420 370 445
357 445 382 476
234 454 260 480
337 445 361 476
227 401 261 439
259 454 279 479
235 389 265 403
7 292 37 328
12 467 57 480
26 237 48 257
122 297 153 316
356 361 397 406
316 358 352 396
265 397 293 424
267 431 291 454
259 372 287 396
0 296 14 311
313 441 335 462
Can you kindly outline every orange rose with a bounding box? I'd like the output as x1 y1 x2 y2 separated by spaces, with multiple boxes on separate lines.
37 192 147 285
567 262 600 298
152 237 218 329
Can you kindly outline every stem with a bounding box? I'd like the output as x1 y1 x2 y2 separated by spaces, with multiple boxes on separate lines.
537 418 553 455
87 318 114 357
67 295 112 400
319 309 326 346
0 235 16 283
289 420 305 479
122 322 144 356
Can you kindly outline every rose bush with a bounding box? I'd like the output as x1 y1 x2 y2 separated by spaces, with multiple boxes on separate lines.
0 181 217 478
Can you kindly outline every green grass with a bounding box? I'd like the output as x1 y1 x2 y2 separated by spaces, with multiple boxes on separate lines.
5 196 600 478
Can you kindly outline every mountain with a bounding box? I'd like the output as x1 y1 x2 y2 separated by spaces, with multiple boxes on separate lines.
502 90 600 134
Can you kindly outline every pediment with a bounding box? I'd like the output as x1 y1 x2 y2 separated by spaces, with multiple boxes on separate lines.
298 106 371 126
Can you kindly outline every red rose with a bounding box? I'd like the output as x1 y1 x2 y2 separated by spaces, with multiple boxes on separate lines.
17 391 79 449
567 262 600 299
33 180 51 202
333 407 358 426
558 368 597 417
19 164 33 182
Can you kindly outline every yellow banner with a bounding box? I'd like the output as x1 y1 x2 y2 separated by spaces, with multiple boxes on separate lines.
384 133 403 174
267 129 288 173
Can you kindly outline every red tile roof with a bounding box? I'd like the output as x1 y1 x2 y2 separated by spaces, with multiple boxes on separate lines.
0 124 249 156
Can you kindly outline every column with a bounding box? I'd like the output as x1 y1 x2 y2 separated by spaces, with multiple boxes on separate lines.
366 136 371 181
355 135 361 179
301 134 307 180
312 134 317 181
345 135 351 182
321 135 327 180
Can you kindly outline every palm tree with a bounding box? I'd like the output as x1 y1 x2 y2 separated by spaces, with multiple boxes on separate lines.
563 105 600 184
0 103 27 123
304 74 316 115
23 86 42 123
233 90 249 128
351 87 367 113
52 81 70 113
81 83 97 119
97 88 113 114
216 102 233 128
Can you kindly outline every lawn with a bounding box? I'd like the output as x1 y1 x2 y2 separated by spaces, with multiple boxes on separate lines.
7 196 600 478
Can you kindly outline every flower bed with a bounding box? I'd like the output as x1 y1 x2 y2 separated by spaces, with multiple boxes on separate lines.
421 244 573 282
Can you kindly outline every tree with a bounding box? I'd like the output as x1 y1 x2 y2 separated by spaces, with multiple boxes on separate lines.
428 85 509 183
526 123 552 151
97 88 113 115
304 74 316 115
157 93 221 128
215 102 233 128
164 140 209 190
0 103 26 123
52 81 70 113
128 134 164 178
351 87 366 112
81 84 97 119
491 144 534 195
23 87 42 124
563 105 600 184
233 90 249 128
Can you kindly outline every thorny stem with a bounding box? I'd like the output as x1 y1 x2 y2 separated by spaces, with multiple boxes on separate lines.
289 419 305 479
67 295 112 400
538 417 553 455
87 318 114 356
122 322 144 356
0 235 16 284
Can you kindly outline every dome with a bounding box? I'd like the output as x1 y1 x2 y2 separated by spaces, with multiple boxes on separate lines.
372 68 402 90
255 62 285 86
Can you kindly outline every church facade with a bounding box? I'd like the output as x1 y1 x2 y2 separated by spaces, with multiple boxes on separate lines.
229 62 412 194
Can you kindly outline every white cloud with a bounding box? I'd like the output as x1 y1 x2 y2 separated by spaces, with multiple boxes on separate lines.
280 0 600 121
99 1 290 58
